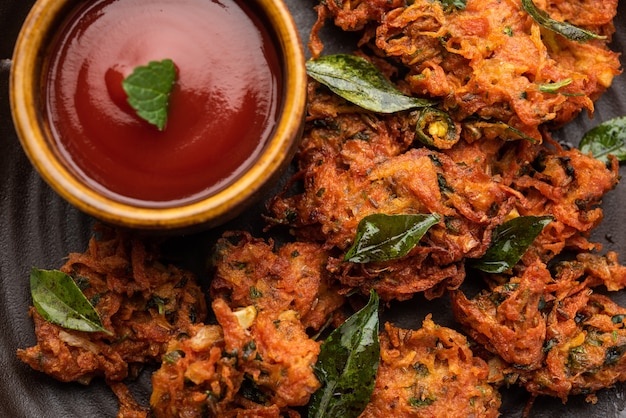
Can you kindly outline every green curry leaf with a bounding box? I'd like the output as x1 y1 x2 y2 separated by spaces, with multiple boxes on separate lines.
309 290 380 418
345 213 441 263
579 116 626 163
30 268 112 335
470 216 553 273
122 59 177 131
306 54 435 113
521 0 606 42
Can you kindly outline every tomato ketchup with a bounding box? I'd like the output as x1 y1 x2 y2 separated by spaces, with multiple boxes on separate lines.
45 0 282 207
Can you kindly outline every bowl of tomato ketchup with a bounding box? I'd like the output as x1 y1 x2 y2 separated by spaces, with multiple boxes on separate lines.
10 0 306 231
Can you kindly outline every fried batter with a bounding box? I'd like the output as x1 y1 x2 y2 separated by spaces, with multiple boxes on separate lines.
523 292 626 403
452 253 626 404
210 232 346 331
268 82 619 301
150 232 346 416
150 323 243 417
452 261 549 369
17 225 207 416
508 148 616 261
310 0 621 141
210 233 345 407
359 318 501 417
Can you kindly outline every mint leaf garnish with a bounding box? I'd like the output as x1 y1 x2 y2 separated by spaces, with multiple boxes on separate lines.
122 59 177 131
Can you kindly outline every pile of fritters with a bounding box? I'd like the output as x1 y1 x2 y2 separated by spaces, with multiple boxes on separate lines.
18 0 626 416
309 0 621 141
17 225 208 417
268 81 620 303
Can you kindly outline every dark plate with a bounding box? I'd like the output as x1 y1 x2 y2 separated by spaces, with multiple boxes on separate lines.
1 1 625 416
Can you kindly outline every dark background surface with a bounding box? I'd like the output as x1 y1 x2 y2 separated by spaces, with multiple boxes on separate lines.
1 0 625 416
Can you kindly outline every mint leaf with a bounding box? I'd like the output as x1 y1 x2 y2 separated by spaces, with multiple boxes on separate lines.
122 59 177 131
30 268 112 335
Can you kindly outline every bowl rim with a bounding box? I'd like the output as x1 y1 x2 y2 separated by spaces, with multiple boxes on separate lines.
10 0 307 231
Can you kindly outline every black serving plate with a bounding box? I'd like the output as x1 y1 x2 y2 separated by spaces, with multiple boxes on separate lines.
1 1 625 416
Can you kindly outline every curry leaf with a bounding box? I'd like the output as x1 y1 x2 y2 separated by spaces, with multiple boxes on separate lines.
521 0 606 42
579 116 626 163
309 290 380 418
345 213 441 263
306 54 435 113
470 216 553 273
122 59 177 131
30 268 112 335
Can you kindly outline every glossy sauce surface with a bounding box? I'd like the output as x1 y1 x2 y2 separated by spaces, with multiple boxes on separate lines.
46 0 282 206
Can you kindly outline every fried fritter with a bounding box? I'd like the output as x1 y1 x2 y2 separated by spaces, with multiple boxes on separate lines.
523 292 626 403
269 83 516 300
150 323 251 418
17 225 207 416
210 233 346 408
359 318 501 417
451 261 550 369
268 81 619 301
452 253 626 404
310 0 621 141
150 232 346 416
210 232 346 332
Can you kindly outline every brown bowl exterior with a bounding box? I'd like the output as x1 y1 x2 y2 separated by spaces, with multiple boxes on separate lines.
10 0 306 232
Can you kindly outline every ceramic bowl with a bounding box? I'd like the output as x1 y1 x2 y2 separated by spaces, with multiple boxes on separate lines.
10 0 306 232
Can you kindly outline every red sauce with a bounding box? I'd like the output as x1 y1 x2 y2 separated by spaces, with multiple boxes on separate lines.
45 0 282 207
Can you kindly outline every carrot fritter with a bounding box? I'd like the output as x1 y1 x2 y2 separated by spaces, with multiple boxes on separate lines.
510 148 619 263
210 233 345 407
17 225 207 416
359 318 501 417
310 0 621 141
268 81 619 301
269 83 514 300
452 254 626 404
210 231 346 332
451 261 550 369
150 232 346 416
522 292 626 403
